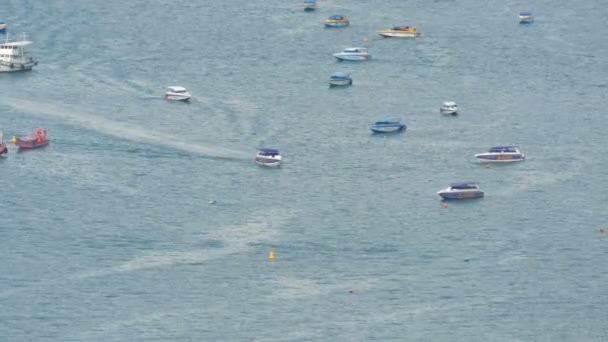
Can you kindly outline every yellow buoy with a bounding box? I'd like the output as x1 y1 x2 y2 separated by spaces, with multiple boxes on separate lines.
363 37 369 42
11 136 17 144
268 249 275 261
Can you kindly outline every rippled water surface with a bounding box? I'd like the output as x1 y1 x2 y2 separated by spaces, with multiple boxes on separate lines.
1 0 607 341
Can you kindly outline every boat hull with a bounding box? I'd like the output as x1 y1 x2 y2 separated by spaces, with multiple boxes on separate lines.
255 157 281 167
0 60 37 73
324 22 349 28
438 190 484 200
370 125 405 133
440 108 458 115
333 54 371 61
165 94 191 101
15 139 49 149
377 31 418 38
329 79 352 86
0 144 7 155
519 16 534 24
475 153 525 162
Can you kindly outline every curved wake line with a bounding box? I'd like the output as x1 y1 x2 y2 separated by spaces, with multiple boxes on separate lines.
3 98 250 160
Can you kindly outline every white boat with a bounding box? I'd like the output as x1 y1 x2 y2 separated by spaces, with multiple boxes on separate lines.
333 47 371 61
474 146 525 163
329 72 352 87
437 182 484 200
519 11 534 24
255 148 282 167
440 101 458 115
0 33 38 73
376 26 419 38
164 86 192 101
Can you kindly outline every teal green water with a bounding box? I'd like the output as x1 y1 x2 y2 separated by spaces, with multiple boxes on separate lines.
1 1 607 340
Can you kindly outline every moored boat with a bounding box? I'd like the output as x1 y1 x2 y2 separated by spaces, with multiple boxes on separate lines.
165 86 192 101
333 47 371 61
440 101 458 115
0 131 8 156
377 25 419 38
370 117 406 133
304 0 316 11
437 182 484 200
519 11 534 23
0 20 6 33
255 148 282 167
12 128 49 149
329 72 352 87
0 33 38 73
324 15 349 28
474 146 525 162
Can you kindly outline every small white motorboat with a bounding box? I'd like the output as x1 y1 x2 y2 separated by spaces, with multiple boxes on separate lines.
474 146 525 163
333 47 371 61
329 72 352 87
437 182 484 200
440 101 458 115
255 148 282 167
165 86 192 101
519 11 534 24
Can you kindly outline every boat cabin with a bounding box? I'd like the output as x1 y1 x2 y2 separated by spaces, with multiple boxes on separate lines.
330 72 350 79
343 47 367 53
449 182 479 190
167 86 188 93
327 15 346 21
375 117 401 124
258 148 280 157
489 146 518 153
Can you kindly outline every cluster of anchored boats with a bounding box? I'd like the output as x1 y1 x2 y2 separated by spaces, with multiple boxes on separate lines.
255 4 533 200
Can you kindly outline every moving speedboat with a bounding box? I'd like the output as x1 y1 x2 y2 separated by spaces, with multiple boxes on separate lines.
333 47 371 61
12 128 49 150
376 25 419 38
440 101 458 115
519 11 534 24
304 0 316 11
370 117 406 133
329 72 352 87
165 86 192 101
255 148 282 167
324 15 349 28
474 146 525 162
437 182 484 200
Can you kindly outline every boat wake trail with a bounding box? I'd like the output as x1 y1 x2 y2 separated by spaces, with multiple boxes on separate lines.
3 98 249 160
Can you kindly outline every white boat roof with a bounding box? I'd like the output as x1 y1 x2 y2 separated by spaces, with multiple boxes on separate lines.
167 86 188 92
344 47 367 51
443 101 457 106
1 40 32 47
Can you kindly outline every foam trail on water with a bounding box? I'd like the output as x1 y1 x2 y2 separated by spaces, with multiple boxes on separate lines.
3 98 249 159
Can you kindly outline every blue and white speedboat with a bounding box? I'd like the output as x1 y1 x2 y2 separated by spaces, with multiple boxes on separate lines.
324 15 349 28
440 101 458 115
519 11 534 24
438 182 484 200
333 47 371 61
255 148 282 167
304 0 316 11
329 72 352 87
0 20 6 33
370 117 406 133
474 146 525 162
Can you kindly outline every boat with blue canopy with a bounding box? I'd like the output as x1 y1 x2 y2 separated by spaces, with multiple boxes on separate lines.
474 146 525 162
519 11 534 23
304 0 316 11
437 181 484 200
370 117 406 133
324 15 349 28
329 72 352 87
255 148 282 167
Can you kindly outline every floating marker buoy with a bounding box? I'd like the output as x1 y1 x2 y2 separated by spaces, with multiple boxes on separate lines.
11 136 17 144
600 227 605 233
442 203 448 208
363 37 369 42
268 249 275 261
485 164 492 169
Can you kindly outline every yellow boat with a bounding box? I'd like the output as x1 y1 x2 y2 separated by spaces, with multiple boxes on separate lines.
377 25 419 38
